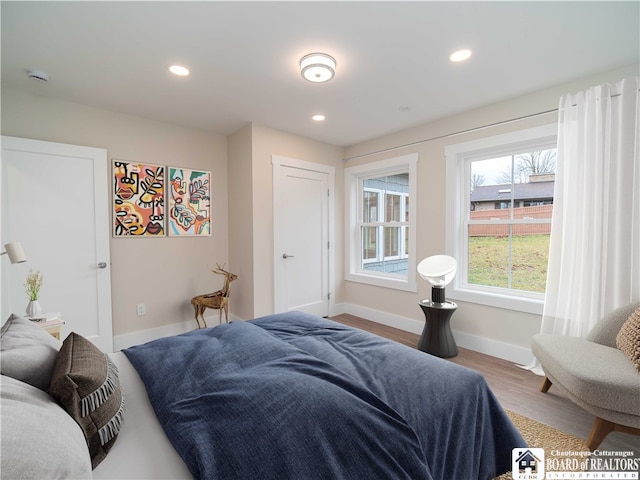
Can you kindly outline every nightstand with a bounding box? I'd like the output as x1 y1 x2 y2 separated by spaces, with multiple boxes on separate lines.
417 300 458 358
35 317 65 340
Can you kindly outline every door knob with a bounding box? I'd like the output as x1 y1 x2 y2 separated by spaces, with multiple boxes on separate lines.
282 253 295 259
97 262 108 269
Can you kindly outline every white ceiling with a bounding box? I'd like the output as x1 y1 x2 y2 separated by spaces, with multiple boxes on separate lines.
2 1 638 147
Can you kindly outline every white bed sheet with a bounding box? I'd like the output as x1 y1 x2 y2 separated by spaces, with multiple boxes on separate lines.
93 351 191 479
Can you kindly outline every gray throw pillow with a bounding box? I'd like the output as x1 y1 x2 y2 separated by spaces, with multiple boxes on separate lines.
49 332 126 469
0 314 62 390
0 374 92 479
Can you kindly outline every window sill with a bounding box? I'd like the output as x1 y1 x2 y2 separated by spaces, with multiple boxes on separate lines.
345 272 417 293
448 286 543 315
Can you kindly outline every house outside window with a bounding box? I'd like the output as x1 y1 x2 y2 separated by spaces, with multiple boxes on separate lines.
362 175 409 271
445 124 557 314
345 154 418 292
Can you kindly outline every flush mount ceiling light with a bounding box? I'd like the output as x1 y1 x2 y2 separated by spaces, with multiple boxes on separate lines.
450 49 472 63
312 114 326 121
169 65 190 76
300 53 336 83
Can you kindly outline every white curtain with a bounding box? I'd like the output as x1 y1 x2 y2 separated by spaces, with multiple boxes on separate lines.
540 76 640 338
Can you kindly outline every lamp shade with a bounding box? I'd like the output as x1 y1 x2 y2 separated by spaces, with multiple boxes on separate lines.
300 53 336 83
417 255 456 287
2 242 27 264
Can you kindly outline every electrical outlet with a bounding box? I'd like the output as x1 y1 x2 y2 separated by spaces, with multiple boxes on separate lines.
136 303 146 316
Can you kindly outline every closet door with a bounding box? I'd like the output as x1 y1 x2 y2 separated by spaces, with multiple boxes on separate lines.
273 156 334 318
1 136 113 352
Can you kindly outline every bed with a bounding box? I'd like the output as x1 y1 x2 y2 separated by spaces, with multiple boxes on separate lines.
1 311 525 480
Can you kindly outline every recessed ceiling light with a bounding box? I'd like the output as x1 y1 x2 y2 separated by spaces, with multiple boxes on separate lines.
26 69 50 82
169 65 190 76
300 53 336 83
450 49 472 63
312 114 326 121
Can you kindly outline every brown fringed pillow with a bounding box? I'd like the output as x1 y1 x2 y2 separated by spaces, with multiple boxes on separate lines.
49 332 125 469
616 306 640 373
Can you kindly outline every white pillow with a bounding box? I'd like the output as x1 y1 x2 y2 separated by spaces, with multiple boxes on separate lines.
0 314 62 390
0 374 92 479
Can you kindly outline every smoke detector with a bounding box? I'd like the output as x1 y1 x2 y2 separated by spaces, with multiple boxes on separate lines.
26 69 50 82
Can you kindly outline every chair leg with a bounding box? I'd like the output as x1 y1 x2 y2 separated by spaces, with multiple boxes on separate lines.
586 417 640 451
586 417 616 450
540 376 553 393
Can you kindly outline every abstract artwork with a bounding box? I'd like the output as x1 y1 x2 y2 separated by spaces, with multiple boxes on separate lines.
113 161 165 236
168 167 211 236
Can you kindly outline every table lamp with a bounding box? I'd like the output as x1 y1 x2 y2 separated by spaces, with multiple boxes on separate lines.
417 255 456 303
416 255 458 357
1 242 27 264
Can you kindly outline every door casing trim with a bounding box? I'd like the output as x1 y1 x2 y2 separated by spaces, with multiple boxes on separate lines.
272 155 336 316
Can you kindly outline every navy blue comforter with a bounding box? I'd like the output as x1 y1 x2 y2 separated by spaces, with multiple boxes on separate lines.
124 312 524 480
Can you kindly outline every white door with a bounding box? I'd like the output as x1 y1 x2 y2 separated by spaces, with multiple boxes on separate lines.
273 156 334 317
1 136 113 352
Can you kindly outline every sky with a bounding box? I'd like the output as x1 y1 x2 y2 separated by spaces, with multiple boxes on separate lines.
471 156 513 186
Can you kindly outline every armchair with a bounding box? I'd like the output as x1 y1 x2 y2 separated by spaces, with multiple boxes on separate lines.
531 303 640 450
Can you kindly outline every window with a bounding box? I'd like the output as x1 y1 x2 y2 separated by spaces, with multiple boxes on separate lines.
362 178 409 265
445 125 557 314
345 154 418 292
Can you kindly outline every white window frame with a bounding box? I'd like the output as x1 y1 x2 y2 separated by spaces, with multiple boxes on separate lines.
445 124 557 314
361 187 409 264
345 154 418 292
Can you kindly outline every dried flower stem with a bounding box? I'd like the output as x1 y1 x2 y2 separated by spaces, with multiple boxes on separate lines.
25 270 43 301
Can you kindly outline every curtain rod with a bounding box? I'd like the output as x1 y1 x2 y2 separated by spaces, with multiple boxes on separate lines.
342 89 637 162
342 108 559 162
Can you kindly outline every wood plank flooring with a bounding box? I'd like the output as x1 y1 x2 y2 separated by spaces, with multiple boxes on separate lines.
330 313 639 453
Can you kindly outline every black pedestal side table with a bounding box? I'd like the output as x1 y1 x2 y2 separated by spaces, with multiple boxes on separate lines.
418 300 458 358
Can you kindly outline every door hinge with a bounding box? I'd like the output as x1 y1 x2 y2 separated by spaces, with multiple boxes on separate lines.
327 241 330 249
328 292 332 300
328 189 330 197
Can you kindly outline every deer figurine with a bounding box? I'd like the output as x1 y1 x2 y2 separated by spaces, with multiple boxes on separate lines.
191 264 238 328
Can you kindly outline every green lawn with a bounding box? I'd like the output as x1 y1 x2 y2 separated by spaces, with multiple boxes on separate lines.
468 235 550 293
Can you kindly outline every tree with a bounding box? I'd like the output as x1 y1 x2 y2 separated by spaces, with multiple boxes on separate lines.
470 173 485 192
497 149 557 184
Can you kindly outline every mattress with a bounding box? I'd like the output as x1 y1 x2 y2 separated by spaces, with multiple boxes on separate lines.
92 351 190 479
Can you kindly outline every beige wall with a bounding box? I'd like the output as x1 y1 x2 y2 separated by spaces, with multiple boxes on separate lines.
343 64 638 352
228 123 344 319
3 63 636 356
227 125 254 320
1 88 229 338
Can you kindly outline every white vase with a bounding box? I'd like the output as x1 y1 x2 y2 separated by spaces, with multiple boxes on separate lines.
26 300 42 318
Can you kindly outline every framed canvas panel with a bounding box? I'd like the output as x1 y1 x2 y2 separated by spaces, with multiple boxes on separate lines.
168 167 211 236
113 160 165 236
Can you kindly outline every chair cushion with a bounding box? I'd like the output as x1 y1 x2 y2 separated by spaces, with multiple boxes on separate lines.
616 306 640 372
0 314 62 391
532 334 640 417
587 303 640 347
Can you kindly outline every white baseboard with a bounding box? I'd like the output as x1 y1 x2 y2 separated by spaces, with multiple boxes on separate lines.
114 304 534 365
343 303 533 365
113 313 241 351
453 330 534 365
345 304 424 335
330 302 347 316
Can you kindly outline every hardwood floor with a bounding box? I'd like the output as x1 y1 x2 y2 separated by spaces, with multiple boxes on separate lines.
330 313 639 453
